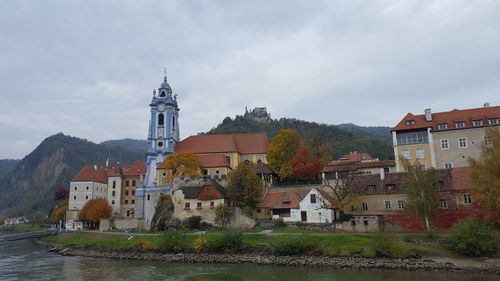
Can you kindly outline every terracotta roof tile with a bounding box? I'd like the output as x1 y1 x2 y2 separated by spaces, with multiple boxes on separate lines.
175 133 269 155
72 165 108 184
322 160 395 173
256 192 302 209
393 105 500 132
123 160 146 176
195 155 230 168
339 153 373 162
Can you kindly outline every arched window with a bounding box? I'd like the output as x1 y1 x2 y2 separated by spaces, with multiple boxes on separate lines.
158 114 164 125
172 116 175 130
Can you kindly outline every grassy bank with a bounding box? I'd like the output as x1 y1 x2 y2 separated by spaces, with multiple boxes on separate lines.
41 231 457 258
0 224 48 232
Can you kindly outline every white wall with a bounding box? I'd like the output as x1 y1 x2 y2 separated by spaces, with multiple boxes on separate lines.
68 181 108 211
298 189 335 223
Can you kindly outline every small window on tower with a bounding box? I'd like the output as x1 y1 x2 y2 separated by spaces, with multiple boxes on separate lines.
172 116 175 130
158 114 164 125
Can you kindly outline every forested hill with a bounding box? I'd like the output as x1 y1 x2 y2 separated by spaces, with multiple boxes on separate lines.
206 116 394 160
0 133 146 216
0 159 20 180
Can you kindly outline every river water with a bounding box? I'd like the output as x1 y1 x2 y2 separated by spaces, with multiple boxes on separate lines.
0 239 497 281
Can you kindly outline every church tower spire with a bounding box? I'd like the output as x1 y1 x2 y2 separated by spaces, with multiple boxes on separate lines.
136 72 180 226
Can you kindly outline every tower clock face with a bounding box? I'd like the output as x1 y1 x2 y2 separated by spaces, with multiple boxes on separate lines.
157 103 166 111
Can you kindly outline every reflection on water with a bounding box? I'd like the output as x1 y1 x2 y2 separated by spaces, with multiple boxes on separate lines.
0 239 497 281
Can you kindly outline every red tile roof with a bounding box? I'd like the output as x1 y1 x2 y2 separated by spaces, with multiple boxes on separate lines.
123 160 146 176
322 160 395 173
195 155 230 168
175 133 269 155
256 192 302 209
72 165 108 184
393 105 500 132
339 153 373 162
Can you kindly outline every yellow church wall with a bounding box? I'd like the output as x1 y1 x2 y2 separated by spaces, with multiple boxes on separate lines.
396 143 433 171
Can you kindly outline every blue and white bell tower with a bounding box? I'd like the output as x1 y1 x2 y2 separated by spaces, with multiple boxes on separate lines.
136 72 180 227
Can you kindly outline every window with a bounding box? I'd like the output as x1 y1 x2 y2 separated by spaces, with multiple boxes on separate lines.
125 191 129 196
112 191 116 196
85 196 88 200
310 194 316 203
132 180 136 186
185 202 190 210
397 200 404 209
463 194 472 205
112 181 116 189
210 201 215 208
126 210 130 217
158 113 164 125
396 131 428 145
419 164 426 170
172 116 175 130
197 202 202 209
256 209 261 213
484 136 492 146
74 186 77 191
488 118 499 125
455 121 465 128
401 149 410 159
367 185 375 192
125 180 130 187
132 191 135 196
363 220 368 226
351 220 356 226
147 194 150 201
406 120 414 126
131 200 135 204
439 199 448 209
385 184 395 191
383 167 390 173
416 148 425 159
86 186 89 190
458 137 468 148
438 123 448 130
440 139 449 149
125 200 128 204
111 200 115 205
444 163 453 169
472 120 483 127
364 170 372 174
362 202 368 211
384 200 391 210
73 196 76 200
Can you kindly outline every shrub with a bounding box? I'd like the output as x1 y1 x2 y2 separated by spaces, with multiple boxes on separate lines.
214 204 233 228
371 233 408 258
158 231 186 252
194 235 208 252
183 216 202 230
206 230 244 252
269 234 319 255
164 218 182 231
134 240 157 251
273 218 286 229
446 217 497 256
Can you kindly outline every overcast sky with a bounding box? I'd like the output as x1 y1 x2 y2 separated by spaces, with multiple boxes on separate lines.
1 0 500 159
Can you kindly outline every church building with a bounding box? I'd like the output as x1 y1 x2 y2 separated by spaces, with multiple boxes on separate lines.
135 73 180 227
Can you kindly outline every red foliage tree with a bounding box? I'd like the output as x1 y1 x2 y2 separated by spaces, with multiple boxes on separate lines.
79 199 112 228
291 147 322 179
54 187 69 201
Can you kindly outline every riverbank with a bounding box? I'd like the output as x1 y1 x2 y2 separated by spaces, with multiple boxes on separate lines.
35 239 500 275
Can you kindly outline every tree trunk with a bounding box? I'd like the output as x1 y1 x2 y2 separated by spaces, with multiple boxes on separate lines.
424 216 430 231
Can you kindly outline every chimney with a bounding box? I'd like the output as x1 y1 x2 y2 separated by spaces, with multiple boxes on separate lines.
106 158 109 168
93 164 97 171
425 108 432 122
484 102 490 108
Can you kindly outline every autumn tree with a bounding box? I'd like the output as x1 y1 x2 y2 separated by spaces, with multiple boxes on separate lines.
214 204 233 228
469 128 500 217
292 147 322 179
226 162 262 208
267 129 303 180
79 199 112 228
321 170 360 215
51 199 69 223
150 194 175 232
400 158 439 230
54 187 69 201
160 152 200 183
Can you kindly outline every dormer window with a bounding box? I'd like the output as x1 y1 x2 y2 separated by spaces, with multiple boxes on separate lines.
406 120 414 126
455 121 465 128
472 120 483 127
488 118 499 125
438 123 447 130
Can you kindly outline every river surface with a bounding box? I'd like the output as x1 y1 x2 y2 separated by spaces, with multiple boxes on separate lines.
0 239 497 281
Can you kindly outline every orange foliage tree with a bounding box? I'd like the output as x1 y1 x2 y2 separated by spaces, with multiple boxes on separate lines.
267 129 303 180
162 152 200 179
292 147 321 179
79 199 112 228
51 199 68 223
